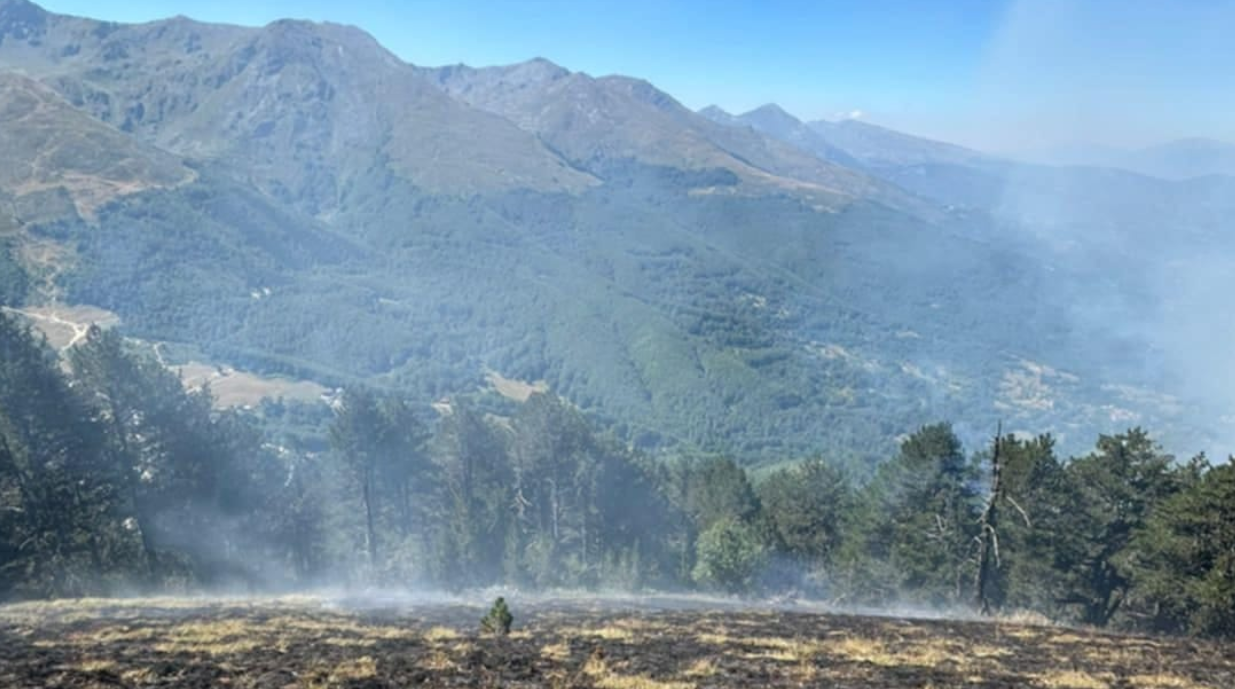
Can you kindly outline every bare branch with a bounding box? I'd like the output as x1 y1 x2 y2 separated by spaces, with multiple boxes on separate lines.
1006 495 1032 527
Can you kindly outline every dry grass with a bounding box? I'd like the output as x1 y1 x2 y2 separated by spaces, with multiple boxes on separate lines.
3 596 204 615
423 626 460 642
541 641 571 662
681 658 717 678
120 668 157 684
1083 644 1161 665
76 659 118 672
154 636 263 655
58 613 418 657
1036 669 1115 688
583 653 694 689
1128 674 1213 689
322 636 377 647
828 636 894 665
997 609 1056 627
999 625 1046 640
264 615 415 640
330 656 378 681
741 636 820 663
421 650 457 671
613 617 671 633
821 635 1001 671
970 643 1013 659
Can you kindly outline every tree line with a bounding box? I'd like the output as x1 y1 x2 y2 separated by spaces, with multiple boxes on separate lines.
1 311 1232 639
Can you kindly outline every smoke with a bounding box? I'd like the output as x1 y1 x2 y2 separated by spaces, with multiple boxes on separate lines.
962 2 1235 456
973 0 1235 153
43 586 1004 628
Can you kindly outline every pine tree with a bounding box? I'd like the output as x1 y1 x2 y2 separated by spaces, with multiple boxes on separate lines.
1123 458 1235 638
1056 429 1179 626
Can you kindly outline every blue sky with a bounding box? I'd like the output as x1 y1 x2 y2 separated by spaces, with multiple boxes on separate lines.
37 0 1235 151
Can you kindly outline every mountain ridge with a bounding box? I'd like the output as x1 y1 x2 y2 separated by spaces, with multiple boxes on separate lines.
416 60 934 215
698 101 990 173
0 3 599 218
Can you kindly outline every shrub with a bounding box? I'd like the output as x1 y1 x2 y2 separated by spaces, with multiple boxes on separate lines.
692 518 767 595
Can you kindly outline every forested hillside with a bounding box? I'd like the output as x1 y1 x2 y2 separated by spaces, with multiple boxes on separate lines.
3 311 1233 639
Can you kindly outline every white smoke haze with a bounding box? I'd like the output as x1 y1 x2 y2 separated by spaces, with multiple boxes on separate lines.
974 0 1235 153
960 2 1235 457
0 587 1016 628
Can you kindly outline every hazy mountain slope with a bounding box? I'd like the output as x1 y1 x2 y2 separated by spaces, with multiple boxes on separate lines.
700 104 1235 441
807 118 988 170
1111 138 1235 180
417 60 926 214
702 103 1235 260
1024 138 1235 180
699 104 862 168
699 103 989 175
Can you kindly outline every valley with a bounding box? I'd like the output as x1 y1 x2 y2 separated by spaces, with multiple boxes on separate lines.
0 0 1230 467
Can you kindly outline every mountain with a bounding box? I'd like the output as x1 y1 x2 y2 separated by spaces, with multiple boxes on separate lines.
806 118 989 171
721 104 863 169
1018 138 1235 180
0 71 192 226
416 61 927 214
0 1 1224 466
699 103 987 173
704 104 1235 259
1123 139 1235 180
0 1 595 219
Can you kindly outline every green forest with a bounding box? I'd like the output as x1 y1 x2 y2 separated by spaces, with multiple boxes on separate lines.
2 310 1232 641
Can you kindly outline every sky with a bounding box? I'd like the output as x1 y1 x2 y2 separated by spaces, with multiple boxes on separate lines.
36 0 1235 152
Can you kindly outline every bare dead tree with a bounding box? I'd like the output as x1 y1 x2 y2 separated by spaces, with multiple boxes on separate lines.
974 424 1003 616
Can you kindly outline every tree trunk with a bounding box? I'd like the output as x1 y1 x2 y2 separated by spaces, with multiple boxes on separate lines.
101 389 159 584
363 465 378 571
974 426 1003 615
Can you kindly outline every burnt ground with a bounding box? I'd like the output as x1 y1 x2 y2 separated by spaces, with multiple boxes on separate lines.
0 595 1230 688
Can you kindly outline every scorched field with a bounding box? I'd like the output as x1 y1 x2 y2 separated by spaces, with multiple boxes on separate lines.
0 596 1229 688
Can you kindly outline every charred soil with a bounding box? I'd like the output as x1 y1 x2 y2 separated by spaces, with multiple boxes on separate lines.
0 597 1229 688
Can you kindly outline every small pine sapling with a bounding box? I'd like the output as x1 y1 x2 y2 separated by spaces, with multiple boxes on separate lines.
481 596 513 636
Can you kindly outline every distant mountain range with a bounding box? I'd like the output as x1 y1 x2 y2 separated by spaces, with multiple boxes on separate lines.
700 103 989 172
1 0 1232 465
1023 138 1235 181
